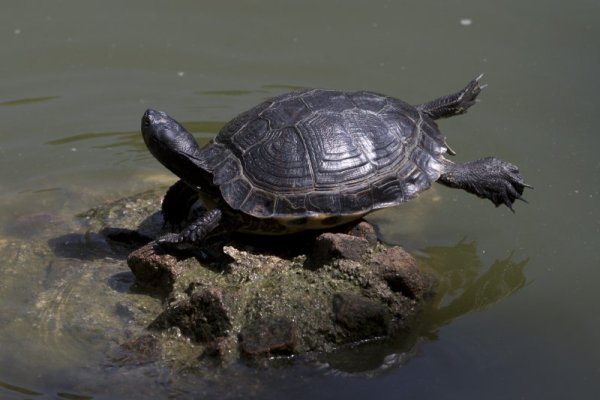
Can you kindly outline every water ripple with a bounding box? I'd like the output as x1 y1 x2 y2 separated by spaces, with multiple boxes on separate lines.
0 96 59 106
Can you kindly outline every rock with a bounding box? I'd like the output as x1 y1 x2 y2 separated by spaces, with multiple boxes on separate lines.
370 247 430 299
239 317 296 358
68 189 437 364
200 337 235 360
130 230 435 360
149 287 232 342
115 333 162 365
345 221 378 245
312 232 370 265
332 292 390 341
127 243 186 291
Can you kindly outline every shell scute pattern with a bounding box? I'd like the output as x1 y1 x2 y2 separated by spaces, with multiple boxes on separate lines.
295 111 375 188
307 192 342 215
205 89 445 218
348 91 388 113
219 178 252 209
301 90 355 112
259 96 312 129
217 101 271 142
212 157 241 186
230 118 269 152
274 194 307 215
341 110 404 171
338 186 374 213
243 127 313 191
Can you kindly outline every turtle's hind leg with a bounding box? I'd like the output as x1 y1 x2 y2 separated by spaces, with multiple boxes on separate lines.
417 74 485 120
438 157 531 211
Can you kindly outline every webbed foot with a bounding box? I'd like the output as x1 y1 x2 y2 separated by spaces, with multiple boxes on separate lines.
417 74 485 120
474 157 531 211
439 157 531 211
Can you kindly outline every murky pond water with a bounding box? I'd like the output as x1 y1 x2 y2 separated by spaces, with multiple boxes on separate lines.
1 1 598 398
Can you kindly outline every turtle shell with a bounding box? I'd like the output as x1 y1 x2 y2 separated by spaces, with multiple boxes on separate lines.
196 89 448 219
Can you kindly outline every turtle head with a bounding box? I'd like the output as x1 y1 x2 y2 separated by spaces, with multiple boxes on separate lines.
141 109 207 185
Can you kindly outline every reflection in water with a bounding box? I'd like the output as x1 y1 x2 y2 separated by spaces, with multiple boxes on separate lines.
44 121 223 151
262 84 308 91
199 89 268 96
0 96 59 106
418 239 528 338
323 239 528 375
45 130 143 148
0 380 42 396
198 84 307 97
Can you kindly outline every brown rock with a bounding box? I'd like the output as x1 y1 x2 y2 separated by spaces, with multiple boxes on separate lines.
345 221 378 245
370 246 426 299
312 232 369 265
332 292 390 341
127 242 185 291
149 287 232 342
239 317 296 357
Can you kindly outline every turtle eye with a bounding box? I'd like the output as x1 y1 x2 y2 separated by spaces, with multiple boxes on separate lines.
142 115 151 127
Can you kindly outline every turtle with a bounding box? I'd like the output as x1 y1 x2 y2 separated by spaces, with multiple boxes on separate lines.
141 75 530 249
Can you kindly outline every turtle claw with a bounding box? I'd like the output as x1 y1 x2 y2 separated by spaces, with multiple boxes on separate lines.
505 203 515 214
484 158 531 211
476 73 488 90
156 208 223 251
445 141 457 156
157 232 182 245
441 157 531 211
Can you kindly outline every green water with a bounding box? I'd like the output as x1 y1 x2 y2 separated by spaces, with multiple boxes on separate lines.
1 0 598 398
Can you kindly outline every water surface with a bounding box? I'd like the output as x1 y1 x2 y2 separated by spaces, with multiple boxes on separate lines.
1 1 598 398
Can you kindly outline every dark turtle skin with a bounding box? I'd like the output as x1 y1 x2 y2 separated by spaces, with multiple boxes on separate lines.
141 76 530 248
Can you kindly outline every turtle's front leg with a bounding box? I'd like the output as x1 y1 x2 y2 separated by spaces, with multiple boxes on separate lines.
157 208 223 250
162 179 201 230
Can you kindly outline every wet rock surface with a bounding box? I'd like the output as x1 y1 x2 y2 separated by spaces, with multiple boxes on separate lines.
239 317 297 358
110 191 437 363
